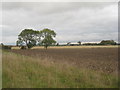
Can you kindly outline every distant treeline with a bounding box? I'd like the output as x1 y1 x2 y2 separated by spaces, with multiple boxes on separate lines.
56 40 118 46
0 43 11 49
0 40 119 50
82 40 117 46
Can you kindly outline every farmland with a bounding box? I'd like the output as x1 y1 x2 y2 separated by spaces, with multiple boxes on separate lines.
2 46 119 88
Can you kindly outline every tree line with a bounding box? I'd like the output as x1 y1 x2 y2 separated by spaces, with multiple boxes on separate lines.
59 40 117 46
0 28 118 50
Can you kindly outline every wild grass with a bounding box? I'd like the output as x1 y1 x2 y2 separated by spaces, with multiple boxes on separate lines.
2 50 118 88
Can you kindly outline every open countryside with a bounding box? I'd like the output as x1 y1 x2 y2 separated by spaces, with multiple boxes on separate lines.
1 17 119 89
2 45 119 88
1 2 119 89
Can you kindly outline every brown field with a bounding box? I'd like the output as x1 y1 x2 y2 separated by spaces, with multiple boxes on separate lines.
9 47 118 74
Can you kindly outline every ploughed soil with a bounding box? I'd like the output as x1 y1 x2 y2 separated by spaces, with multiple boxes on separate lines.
9 48 118 74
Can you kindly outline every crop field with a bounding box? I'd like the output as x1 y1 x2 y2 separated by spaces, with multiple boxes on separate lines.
11 45 119 49
2 46 119 88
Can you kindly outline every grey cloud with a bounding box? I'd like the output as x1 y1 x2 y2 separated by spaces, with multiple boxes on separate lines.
2 2 118 44
2 2 115 15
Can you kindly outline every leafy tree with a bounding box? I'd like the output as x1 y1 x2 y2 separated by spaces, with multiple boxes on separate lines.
16 40 23 47
16 29 39 49
41 28 56 49
100 40 116 45
77 41 81 45
56 43 59 46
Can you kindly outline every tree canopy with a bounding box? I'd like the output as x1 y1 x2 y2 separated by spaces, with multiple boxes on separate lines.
41 28 56 49
100 40 116 45
77 41 81 45
16 29 39 49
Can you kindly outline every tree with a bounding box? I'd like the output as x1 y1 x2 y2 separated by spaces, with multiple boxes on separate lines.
34 30 42 46
16 29 39 49
56 43 59 46
77 41 81 45
100 40 116 45
40 28 56 49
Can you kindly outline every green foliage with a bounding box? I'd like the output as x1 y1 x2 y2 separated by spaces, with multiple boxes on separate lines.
77 41 81 45
16 40 23 47
17 28 56 49
83 43 98 45
56 43 59 46
0 43 11 49
20 46 27 49
2 46 11 49
17 29 39 49
41 28 56 49
100 40 116 45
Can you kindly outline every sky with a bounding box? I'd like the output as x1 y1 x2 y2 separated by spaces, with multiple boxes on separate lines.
1 2 118 45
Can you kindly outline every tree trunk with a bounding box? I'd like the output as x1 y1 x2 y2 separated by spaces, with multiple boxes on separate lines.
45 45 48 50
25 40 29 49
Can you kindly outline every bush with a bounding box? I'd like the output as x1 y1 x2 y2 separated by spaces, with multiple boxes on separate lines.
2 46 11 49
100 40 116 45
83 43 98 45
20 46 27 49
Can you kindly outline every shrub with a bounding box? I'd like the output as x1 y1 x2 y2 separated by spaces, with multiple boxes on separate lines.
100 40 116 45
2 46 11 49
20 46 27 49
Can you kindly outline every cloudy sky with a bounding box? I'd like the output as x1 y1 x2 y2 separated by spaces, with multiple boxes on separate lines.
1 2 118 45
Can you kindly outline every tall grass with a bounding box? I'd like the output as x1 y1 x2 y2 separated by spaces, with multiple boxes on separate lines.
2 51 118 88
